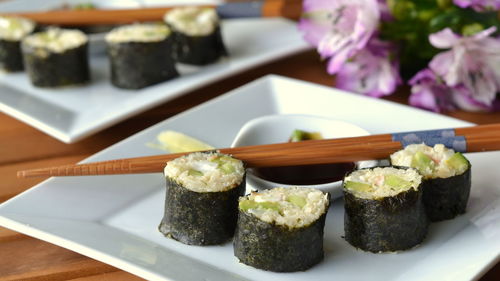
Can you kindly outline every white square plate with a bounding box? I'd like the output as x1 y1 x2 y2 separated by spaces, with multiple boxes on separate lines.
0 0 309 143
1 75 499 281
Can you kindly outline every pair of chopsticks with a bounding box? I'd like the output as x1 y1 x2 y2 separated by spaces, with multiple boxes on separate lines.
3 0 303 26
17 123 500 179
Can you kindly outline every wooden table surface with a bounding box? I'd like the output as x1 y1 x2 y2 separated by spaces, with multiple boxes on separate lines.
0 50 499 280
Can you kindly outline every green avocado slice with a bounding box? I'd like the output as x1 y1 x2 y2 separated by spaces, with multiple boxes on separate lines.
239 200 281 212
384 174 412 189
446 152 469 171
411 151 435 174
345 181 373 192
287 195 307 208
188 169 203 176
211 156 237 174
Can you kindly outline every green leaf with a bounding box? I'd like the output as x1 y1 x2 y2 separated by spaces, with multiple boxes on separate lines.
391 0 417 20
462 23 484 36
436 0 452 9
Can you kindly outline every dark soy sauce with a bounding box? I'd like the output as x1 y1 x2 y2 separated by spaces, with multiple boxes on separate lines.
252 162 356 185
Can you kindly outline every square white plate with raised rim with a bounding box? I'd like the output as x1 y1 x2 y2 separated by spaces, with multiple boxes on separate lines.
0 0 310 143
1 75 499 281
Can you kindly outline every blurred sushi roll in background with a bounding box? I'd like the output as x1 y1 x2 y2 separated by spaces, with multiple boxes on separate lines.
0 16 35 72
164 7 227 65
21 27 89 87
343 166 428 253
159 152 245 245
391 144 471 221
106 23 178 89
234 187 330 272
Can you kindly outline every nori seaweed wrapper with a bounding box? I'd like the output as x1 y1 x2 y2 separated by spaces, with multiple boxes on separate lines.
170 26 227 65
22 42 90 87
422 164 471 222
107 37 178 89
158 173 245 245
0 39 24 72
233 199 329 272
344 168 429 253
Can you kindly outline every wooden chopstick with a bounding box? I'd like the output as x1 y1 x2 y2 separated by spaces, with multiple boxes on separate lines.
3 0 302 26
17 123 500 178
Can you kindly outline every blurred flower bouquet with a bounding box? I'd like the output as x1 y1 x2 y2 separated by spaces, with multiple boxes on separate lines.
299 0 500 112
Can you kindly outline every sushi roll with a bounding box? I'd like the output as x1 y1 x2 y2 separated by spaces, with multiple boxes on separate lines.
22 28 89 87
390 143 471 221
106 23 178 89
159 152 245 245
164 7 227 65
234 187 330 272
343 166 428 253
0 16 35 72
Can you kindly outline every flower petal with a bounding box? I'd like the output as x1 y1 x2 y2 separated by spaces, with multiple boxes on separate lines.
299 0 380 75
453 0 471 8
318 29 352 57
326 46 352 74
453 0 500 12
409 69 435 85
376 60 401 95
298 19 331 46
470 26 497 40
452 86 493 111
429 51 456 82
429 28 460 49
409 85 441 112
334 39 401 97
408 68 456 112
303 0 338 12
462 67 497 104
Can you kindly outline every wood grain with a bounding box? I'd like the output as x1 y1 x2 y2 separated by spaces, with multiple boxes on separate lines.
0 154 87 202
0 233 118 280
7 6 212 25
0 50 498 280
262 0 302 19
4 0 302 25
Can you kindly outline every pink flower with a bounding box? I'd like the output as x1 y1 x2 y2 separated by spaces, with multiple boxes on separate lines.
453 0 500 11
409 68 498 112
408 69 456 112
452 86 498 111
335 39 401 97
299 0 380 74
428 27 500 107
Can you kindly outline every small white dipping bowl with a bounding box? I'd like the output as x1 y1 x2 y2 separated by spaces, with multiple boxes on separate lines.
231 114 376 199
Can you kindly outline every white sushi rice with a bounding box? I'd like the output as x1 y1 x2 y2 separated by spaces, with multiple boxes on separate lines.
23 28 87 53
344 167 422 200
164 7 219 36
240 187 329 228
106 23 170 44
164 152 245 193
390 143 467 178
0 16 35 41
